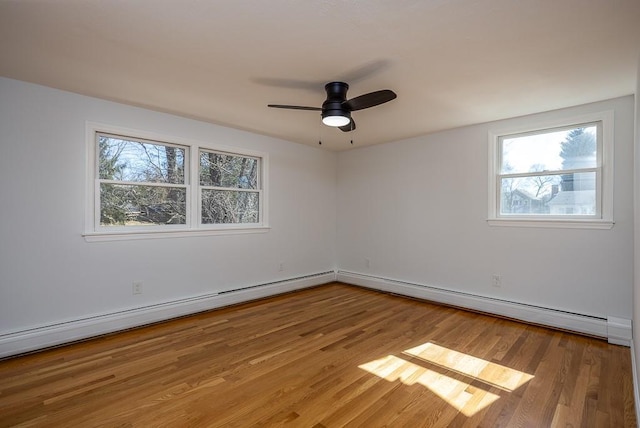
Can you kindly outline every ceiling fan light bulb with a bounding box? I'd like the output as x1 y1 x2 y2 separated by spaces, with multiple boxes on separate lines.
322 115 351 127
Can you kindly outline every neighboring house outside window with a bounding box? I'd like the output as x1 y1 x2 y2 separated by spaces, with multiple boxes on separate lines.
505 189 545 214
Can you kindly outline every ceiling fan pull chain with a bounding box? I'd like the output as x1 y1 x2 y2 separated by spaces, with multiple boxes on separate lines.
350 118 356 145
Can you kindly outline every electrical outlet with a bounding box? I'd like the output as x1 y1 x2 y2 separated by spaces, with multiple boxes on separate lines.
492 274 502 288
132 281 143 295
365 258 371 269
278 262 285 272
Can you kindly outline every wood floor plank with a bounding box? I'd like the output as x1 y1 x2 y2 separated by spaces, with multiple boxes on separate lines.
0 283 635 427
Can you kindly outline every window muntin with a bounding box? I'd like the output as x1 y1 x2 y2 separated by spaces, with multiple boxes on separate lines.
496 122 601 218
97 133 189 228
199 150 261 225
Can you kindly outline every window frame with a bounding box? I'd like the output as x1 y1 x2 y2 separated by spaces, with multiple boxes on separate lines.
84 122 269 241
487 111 614 229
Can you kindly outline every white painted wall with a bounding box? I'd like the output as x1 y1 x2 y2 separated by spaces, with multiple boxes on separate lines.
337 96 635 319
0 77 337 335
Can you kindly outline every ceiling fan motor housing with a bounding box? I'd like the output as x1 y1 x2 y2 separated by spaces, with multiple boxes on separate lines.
321 81 351 121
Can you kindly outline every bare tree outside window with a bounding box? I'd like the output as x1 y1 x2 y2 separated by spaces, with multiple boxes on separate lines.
97 134 187 226
199 151 261 224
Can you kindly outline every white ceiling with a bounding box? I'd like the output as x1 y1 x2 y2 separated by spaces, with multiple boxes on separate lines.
1 1 639 151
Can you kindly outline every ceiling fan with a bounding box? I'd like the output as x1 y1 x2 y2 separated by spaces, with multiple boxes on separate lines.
268 82 397 132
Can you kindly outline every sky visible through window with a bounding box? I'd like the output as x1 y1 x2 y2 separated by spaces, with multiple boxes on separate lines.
501 126 597 174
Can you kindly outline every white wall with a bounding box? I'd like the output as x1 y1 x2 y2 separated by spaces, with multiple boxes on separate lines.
337 96 635 320
0 77 337 335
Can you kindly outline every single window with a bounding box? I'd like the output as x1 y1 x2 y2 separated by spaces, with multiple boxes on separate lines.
97 133 189 228
488 112 613 229
199 150 261 225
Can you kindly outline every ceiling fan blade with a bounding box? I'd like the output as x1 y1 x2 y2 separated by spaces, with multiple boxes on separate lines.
344 90 397 111
267 104 322 111
339 118 356 132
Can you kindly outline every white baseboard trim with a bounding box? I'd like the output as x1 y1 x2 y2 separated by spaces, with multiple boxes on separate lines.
607 316 633 346
631 339 640 426
0 271 336 359
336 271 631 346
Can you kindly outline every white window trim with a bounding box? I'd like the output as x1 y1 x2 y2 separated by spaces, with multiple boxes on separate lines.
487 111 614 229
84 122 270 242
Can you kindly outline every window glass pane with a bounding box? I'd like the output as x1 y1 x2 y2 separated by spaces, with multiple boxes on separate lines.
200 151 258 189
201 189 259 224
500 172 596 215
98 135 185 184
100 183 186 226
501 125 597 174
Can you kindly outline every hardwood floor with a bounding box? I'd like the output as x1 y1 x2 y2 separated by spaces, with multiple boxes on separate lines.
0 283 636 427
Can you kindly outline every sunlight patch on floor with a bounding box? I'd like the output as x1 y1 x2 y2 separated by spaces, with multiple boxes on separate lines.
403 342 534 392
358 342 534 417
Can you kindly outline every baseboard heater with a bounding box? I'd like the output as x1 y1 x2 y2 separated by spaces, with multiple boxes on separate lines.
336 270 631 347
0 271 336 359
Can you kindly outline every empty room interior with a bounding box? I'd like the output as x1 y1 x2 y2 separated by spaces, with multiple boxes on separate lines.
1 1 640 426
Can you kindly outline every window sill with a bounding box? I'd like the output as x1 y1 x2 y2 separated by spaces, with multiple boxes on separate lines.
83 226 271 242
487 219 614 229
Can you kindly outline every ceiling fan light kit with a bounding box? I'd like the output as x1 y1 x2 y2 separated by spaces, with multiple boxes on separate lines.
322 114 351 127
268 80 396 136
